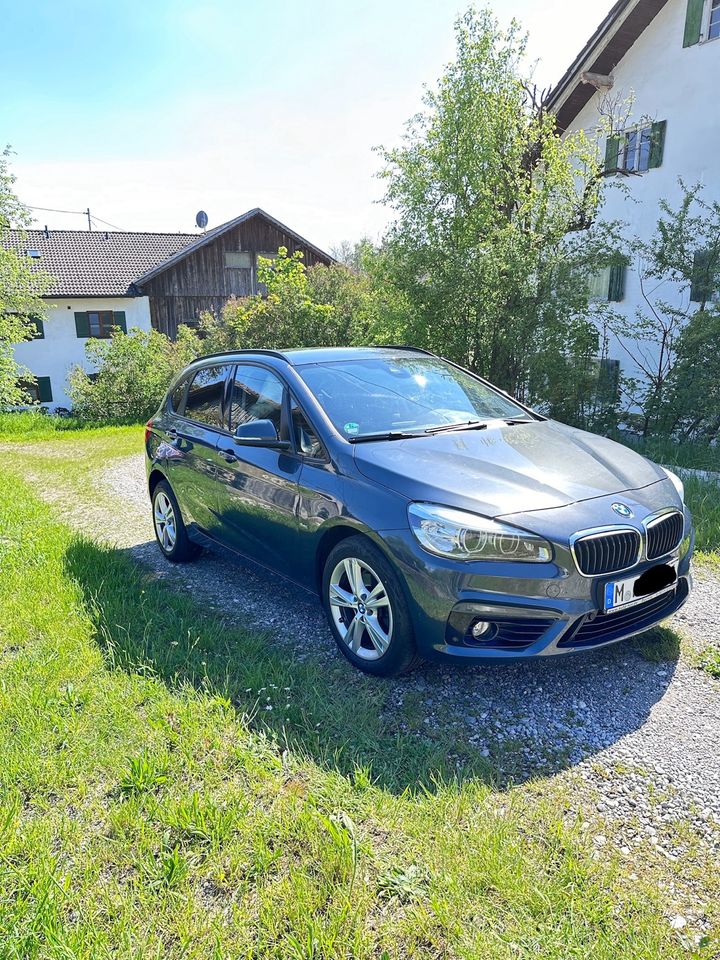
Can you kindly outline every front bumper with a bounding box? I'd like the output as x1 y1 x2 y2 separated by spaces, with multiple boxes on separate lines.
378 507 694 662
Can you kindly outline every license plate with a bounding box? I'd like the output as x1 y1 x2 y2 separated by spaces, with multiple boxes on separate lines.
604 560 679 613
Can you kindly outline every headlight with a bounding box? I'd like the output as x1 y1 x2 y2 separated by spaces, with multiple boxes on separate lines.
408 503 552 562
663 468 685 503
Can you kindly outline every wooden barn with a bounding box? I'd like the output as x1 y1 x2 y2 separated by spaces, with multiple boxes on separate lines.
135 208 334 338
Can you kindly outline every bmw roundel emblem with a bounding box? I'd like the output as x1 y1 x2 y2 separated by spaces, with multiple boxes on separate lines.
612 502 634 519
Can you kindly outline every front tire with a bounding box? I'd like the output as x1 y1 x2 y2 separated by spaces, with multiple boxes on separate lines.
322 536 421 676
151 480 200 563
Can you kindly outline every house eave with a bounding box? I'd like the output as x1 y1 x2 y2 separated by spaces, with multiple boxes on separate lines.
547 0 671 131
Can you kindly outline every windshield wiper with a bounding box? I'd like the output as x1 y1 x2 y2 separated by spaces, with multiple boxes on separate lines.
348 431 427 443
424 418 535 436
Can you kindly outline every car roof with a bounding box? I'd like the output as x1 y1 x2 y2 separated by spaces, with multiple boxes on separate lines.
189 345 434 368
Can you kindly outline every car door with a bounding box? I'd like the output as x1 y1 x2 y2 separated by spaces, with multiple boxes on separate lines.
213 363 302 577
165 363 233 533
290 395 344 591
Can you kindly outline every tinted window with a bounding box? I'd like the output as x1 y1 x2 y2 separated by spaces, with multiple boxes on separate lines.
291 398 325 459
170 376 189 413
296 356 530 439
229 365 284 435
184 365 231 428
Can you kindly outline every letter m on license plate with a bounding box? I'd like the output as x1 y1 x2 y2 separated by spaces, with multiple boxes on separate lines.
605 581 627 610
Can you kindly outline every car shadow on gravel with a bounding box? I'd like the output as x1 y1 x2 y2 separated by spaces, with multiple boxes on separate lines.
64 535 682 795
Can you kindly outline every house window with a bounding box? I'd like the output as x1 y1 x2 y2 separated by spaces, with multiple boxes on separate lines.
225 251 253 269
74 310 127 338
709 0 720 38
690 249 720 303
588 264 627 303
605 121 666 174
88 311 114 338
20 377 53 403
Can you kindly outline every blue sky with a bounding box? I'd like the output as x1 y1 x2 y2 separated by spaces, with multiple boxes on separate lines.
1 0 614 249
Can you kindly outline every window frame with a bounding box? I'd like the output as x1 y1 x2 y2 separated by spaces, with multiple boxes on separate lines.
87 310 116 339
289 392 329 463
178 363 235 433
619 124 653 173
226 361 291 443
705 0 720 40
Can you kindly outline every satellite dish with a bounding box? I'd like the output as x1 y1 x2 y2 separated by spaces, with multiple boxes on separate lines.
195 210 208 230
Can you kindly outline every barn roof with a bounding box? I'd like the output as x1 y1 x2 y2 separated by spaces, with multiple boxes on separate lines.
133 207 335 284
2 208 334 298
547 0 671 131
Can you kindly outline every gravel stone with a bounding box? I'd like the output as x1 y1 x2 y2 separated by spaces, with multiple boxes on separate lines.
60 454 718 847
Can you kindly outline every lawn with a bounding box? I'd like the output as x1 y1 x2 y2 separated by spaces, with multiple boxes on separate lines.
0 421 718 957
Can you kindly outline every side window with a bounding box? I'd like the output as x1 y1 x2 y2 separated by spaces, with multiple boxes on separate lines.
184 365 232 428
170 376 189 413
229 364 284 435
291 397 326 459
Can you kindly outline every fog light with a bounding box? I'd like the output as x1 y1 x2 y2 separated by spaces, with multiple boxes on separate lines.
471 619 493 639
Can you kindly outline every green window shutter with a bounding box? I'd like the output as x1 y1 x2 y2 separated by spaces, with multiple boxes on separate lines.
648 120 667 169
691 249 713 303
608 264 626 302
604 136 621 173
683 0 704 46
74 312 90 338
37 377 53 403
31 315 45 339
112 311 127 333
598 358 621 403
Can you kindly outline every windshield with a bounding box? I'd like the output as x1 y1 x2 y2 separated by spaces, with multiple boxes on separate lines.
296 355 533 440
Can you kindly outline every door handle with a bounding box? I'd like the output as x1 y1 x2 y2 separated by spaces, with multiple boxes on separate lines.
166 428 178 439
220 448 238 463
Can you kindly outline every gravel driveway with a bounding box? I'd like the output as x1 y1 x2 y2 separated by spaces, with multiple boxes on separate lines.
91 455 720 852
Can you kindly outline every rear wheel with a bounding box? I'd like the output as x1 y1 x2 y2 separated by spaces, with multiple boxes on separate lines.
322 536 421 676
151 480 200 563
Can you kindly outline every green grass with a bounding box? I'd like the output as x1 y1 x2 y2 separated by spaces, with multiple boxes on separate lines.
2 476 714 957
0 410 143 442
685 477 720 560
618 435 720 474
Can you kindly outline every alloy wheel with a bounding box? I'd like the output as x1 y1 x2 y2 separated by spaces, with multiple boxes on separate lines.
328 557 394 660
153 491 177 553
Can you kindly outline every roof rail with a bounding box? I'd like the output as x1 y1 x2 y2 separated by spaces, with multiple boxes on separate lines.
192 348 291 364
374 344 436 356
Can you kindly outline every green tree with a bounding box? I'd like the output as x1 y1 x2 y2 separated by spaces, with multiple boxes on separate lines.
68 327 198 422
200 248 334 352
613 182 720 437
375 7 622 426
0 148 51 406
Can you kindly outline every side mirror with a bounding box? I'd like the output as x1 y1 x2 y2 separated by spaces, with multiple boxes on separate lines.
233 419 290 449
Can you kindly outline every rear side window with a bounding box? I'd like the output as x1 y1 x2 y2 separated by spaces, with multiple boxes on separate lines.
184 365 232 428
229 364 284 434
170 376 189 413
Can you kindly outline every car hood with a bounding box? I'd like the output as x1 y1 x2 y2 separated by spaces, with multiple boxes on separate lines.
352 420 668 519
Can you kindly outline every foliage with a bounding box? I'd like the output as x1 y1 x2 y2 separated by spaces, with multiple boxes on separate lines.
374 8 624 428
67 326 198 422
199 247 334 352
614 183 720 438
663 306 720 443
0 410 108 440
0 147 51 407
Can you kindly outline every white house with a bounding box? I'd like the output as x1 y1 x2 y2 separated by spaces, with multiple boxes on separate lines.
4 229 196 409
547 0 720 384
3 210 333 409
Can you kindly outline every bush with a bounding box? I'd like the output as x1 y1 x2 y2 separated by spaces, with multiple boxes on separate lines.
68 327 198 422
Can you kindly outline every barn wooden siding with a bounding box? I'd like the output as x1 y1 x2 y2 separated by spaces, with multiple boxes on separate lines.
140 213 331 339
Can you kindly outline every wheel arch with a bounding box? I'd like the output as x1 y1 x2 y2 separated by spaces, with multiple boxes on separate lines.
148 468 168 498
315 523 388 595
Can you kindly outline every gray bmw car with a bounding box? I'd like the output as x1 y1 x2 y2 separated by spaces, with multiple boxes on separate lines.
145 346 693 676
